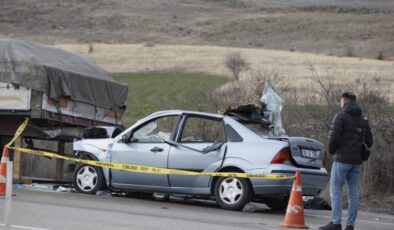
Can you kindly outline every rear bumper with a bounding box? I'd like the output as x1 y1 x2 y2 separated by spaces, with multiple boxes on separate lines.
247 165 329 197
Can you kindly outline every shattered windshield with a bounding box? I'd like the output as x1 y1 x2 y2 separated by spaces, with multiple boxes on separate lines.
224 82 286 138
244 123 286 138
132 116 178 142
260 83 285 136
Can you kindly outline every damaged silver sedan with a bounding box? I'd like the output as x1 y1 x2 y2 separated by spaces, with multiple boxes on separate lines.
73 109 328 211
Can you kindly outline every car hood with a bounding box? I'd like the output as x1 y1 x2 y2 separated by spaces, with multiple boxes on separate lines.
73 138 114 152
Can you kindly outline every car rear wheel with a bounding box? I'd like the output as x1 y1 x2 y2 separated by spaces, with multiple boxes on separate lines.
73 164 105 194
214 177 252 210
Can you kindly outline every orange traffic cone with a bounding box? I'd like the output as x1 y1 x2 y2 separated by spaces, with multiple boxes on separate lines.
279 172 309 229
0 147 9 196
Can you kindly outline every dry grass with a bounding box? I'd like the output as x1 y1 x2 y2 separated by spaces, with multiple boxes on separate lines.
54 43 393 75
54 43 394 100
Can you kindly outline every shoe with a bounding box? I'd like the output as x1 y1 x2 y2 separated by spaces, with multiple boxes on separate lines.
345 225 354 230
319 222 342 230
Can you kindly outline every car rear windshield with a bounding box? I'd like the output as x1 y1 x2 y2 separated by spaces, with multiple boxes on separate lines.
244 123 280 138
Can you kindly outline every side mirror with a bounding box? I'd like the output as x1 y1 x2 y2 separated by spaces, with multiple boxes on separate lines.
120 134 138 144
121 134 129 143
129 137 138 143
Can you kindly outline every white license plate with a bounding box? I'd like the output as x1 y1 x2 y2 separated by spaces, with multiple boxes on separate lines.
301 149 320 159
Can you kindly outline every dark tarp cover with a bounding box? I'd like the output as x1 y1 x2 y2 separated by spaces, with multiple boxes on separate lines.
0 38 128 111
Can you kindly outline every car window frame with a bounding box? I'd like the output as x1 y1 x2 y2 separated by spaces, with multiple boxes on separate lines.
176 114 227 143
126 115 182 144
225 124 243 142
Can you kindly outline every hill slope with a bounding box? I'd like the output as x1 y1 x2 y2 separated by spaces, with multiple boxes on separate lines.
1 0 393 58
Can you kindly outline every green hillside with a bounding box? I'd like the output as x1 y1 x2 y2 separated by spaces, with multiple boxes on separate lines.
114 72 228 126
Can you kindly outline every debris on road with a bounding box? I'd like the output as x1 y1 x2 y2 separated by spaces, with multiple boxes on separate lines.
242 203 264 213
304 196 331 210
153 193 170 201
56 186 73 193
95 190 113 197
21 183 75 193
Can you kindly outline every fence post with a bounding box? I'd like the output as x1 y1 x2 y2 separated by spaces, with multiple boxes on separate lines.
56 141 65 181
13 137 22 183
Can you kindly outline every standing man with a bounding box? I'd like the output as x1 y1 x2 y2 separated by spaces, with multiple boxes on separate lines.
320 92 373 230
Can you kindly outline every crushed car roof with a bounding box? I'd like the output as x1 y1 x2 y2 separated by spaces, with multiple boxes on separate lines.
146 110 223 119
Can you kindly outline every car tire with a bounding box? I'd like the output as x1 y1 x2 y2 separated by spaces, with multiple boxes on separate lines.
265 197 289 211
214 177 252 210
73 163 105 194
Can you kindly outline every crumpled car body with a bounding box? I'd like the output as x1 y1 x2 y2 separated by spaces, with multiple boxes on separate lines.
73 110 328 210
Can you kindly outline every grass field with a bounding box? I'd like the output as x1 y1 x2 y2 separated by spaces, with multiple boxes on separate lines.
114 72 228 126
56 44 394 79
56 43 394 101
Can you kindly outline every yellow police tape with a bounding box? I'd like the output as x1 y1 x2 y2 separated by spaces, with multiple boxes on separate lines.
6 117 30 148
6 118 295 180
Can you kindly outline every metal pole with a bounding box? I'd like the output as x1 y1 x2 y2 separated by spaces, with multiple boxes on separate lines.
4 150 13 230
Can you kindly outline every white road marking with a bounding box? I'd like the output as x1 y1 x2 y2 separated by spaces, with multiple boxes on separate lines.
0 223 50 230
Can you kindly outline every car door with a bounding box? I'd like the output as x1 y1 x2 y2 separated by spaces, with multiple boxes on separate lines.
109 115 180 190
168 115 227 190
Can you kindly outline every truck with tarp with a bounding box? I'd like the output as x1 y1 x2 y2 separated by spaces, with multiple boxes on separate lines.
0 38 128 182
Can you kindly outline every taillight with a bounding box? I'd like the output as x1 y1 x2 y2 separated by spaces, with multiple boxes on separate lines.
271 147 291 164
322 151 327 167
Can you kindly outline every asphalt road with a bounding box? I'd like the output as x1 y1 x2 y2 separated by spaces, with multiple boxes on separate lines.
1 188 393 230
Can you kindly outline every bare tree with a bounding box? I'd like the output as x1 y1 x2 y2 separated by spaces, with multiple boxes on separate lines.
88 43 94 53
224 52 248 81
209 64 394 204
377 51 384 60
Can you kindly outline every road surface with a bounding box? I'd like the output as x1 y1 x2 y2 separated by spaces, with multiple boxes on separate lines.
1 188 393 230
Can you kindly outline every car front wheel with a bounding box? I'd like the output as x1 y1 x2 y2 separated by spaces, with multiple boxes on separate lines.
214 177 252 210
73 164 105 194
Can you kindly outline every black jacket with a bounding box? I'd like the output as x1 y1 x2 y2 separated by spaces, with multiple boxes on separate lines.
328 102 373 164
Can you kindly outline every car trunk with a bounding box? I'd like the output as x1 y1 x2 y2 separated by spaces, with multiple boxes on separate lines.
223 104 326 168
271 137 326 168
